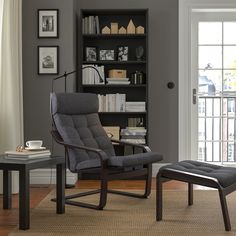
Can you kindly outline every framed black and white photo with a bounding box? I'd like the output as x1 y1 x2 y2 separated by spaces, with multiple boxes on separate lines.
99 49 115 61
85 47 97 61
38 9 58 38
38 46 59 75
117 46 128 61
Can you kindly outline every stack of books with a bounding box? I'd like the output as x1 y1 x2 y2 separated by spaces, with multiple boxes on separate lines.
106 78 130 85
120 127 146 144
125 102 146 112
4 150 51 160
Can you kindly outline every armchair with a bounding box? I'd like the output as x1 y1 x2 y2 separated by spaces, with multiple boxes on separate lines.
50 92 163 210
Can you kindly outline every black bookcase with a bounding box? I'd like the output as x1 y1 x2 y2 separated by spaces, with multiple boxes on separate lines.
79 9 149 155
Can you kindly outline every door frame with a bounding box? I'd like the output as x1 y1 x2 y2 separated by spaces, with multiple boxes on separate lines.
178 0 236 161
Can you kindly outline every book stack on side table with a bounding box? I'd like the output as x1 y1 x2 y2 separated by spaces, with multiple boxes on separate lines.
4 150 51 160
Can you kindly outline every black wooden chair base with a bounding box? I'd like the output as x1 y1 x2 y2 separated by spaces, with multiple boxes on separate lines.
52 167 152 210
156 160 236 231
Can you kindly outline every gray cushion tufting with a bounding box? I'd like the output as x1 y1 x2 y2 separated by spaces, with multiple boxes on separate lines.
160 160 236 188
51 92 162 172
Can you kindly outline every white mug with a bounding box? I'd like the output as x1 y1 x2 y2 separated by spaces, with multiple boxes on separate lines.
26 140 43 149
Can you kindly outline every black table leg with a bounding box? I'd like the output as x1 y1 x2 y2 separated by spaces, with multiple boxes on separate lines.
3 169 12 209
56 162 65 214
156 175 163 221
19 167 30 230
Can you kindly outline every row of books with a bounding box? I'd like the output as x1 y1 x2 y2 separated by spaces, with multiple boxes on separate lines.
98 94 126 112
82 65 105 84
4 150 51 160
120 127 147 144
98 94 146 112
82 15 100 34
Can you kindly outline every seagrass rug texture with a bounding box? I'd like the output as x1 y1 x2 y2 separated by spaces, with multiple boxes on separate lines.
9 189 236 236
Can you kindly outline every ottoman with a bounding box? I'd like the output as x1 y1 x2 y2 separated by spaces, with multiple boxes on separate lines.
156 160 236 231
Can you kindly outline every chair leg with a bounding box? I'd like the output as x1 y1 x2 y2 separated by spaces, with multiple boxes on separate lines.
218 189 231 231
143 164 152 198
108 165 152 199
188 183 193 206
156 174 163 221
52 178 108 210
98 177 108 210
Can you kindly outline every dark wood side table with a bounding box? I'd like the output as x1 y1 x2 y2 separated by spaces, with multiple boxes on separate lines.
0 155 65 230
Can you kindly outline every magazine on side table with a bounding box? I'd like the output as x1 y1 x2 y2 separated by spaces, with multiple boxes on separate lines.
4 149 51 160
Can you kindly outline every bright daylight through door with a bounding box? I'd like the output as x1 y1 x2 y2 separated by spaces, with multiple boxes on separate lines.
197 21 236 163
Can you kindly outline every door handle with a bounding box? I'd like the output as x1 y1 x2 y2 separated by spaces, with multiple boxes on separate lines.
193 88 197 104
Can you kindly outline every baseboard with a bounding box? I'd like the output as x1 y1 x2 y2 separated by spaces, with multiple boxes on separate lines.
152 163 170 177
30 169 77 185
0 171 19 194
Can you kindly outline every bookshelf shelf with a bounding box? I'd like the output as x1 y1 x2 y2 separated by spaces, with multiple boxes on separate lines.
82 61 146 65
82 84 146 88
79 9 149 146
99 112 146 115
83 34 146 39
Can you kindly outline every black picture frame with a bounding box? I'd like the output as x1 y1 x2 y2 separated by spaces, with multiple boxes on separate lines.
117 46 128 61
85 47 97 61
38 46 59 75
38 9 59 38
99 49 115 61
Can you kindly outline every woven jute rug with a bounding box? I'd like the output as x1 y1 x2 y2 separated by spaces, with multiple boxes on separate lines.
9 189 236 236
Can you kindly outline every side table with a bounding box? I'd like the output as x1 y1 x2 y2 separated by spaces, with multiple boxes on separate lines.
0 155 65 230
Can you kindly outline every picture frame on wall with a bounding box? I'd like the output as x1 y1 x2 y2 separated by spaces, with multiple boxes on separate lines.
85 47 97 61
38 9 58 38
38 46 59 75
117 46 128 61
99 49 115 61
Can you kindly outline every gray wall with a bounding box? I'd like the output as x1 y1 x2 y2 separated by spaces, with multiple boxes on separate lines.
22 0 178 163
22 0 76 155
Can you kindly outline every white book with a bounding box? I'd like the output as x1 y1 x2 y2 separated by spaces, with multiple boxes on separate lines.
120 94 126 112
107 81 130 85
95 16 100 34
115 93 121 112
84 17 88 34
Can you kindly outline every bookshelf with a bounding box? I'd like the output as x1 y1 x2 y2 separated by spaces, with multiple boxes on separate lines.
79 9 148 150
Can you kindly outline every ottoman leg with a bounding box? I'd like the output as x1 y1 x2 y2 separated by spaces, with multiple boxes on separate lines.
156 174 163 221
218 189 231 231
188 183 193 206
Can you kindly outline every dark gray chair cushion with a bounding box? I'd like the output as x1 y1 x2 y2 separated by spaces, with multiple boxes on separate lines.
160 160 236 188
51 93 115 172
109 152 163 167
51 92 161 172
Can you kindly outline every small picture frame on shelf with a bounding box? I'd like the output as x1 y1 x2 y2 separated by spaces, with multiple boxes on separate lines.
38 9 58 38
85 47 97 61
99 49 115 61
38 46 59 75
117 46 128 61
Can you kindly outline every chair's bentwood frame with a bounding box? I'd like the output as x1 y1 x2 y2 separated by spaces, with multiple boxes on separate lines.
52 130 153 210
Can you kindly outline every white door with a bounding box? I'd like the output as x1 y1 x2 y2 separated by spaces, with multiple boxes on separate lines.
191 12 236 164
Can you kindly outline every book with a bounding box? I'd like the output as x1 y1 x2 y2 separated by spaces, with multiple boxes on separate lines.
5 150 51 160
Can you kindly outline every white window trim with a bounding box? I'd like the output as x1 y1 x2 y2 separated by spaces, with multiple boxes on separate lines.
178 0 236 162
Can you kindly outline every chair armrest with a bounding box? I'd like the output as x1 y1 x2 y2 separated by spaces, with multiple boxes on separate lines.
51 130 109 163
111 138 151 153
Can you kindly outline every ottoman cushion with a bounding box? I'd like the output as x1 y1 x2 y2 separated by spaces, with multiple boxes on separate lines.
160 160 236 188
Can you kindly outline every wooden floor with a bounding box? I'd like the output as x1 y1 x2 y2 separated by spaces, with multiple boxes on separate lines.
0 179 207 236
